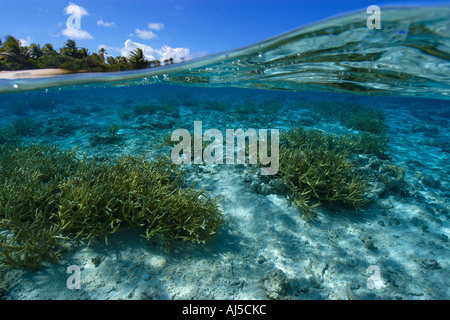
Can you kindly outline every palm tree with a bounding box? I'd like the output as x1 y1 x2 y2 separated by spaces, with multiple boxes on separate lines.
98 47 107 63
61 39 78 58
163 57 174 65
42 43 57 56
78 47 88 58
118 56 128 63
148 59 161 68
129 48 148 69
65 39 77 51
0 35 31 66
29 43 43 59
107 56 117 65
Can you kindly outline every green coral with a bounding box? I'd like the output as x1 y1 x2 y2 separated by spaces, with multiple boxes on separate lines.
0 125 19 145
89 123 124 147
338 104 386 135
340 132 388 157
108 122 122 136
11 118 41 137
132 103 178 117
133 104 160 116
377 164 405 191
0 144 223 268
309 102 386 135
276 127 369 218
0 118 42 145
45 117 79 136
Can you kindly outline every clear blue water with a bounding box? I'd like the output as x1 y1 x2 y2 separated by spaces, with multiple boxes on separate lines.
0 6 449 300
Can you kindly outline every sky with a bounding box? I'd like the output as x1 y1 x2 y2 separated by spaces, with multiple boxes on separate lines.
1 0 449 62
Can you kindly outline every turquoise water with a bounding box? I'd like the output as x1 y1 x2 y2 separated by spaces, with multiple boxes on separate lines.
0 6 449 300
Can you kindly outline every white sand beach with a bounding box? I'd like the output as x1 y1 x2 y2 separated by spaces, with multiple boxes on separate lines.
0 69 70 80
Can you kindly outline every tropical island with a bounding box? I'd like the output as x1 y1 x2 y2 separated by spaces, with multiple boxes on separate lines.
0 36 175 74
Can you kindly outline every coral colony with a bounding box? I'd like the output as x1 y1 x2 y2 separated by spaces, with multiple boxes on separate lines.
0 100 393 268
0 144 223 268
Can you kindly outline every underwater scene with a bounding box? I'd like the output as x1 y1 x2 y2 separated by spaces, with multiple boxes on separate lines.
0 6 449 301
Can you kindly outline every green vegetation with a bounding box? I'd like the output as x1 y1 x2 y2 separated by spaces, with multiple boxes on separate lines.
341 132 387 157
108 122 122 136
309 102 386 135
0 36 176 72
377 164 405 191
0 125 19 145
133 104 161 116
128 48 148 69
44 117 79 137
338 104 386 135
275 127 372 218
0 144 223 268
0 36 33 70
306 101 388 155
132 103 178 117
0 118 41 144
89 123 123 147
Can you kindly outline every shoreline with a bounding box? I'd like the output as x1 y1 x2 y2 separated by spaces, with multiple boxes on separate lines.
0 68 71 80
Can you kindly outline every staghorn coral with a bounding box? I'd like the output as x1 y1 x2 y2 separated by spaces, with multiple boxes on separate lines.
0 118 43 145
45 117 79 137
309 102 386 135
108 122 122 136
340 132 388 157
0 144 79 267
275 127 369 218
89 122 124 147
338 104 386 135
132 103 178 117
0 125 19 145
11 118 41 137
0 144 223 268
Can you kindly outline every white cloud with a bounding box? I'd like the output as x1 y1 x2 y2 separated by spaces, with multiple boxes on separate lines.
64 2 88 17
148 23 164 30
62 28 93 40
97 19 115 27
134 28 158 40
62 2 93 40
122 39 191 63
156 45 191 63
19 36 32 47
122 40 157 60
98 44 122 54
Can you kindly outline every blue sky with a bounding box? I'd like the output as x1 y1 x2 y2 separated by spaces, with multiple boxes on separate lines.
1 0 449 62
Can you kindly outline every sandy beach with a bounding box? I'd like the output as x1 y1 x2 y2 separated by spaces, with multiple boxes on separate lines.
0 69 70 80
